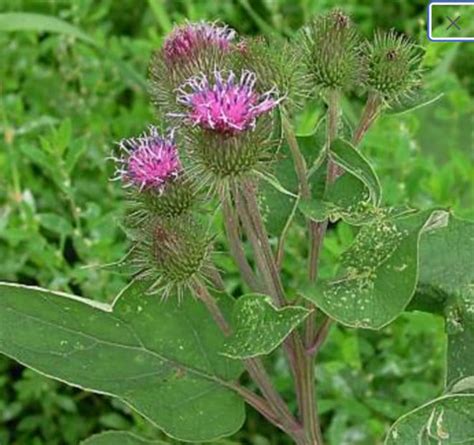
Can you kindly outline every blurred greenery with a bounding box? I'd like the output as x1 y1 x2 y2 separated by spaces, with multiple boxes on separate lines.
0 0 472 444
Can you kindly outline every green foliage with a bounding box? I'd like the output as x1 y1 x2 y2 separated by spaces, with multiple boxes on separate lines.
385 393 474 444
0 1 472 444
223 294 309 359
412 216 474 387
82 431 168 445
303 210 443 328
0 282 244 442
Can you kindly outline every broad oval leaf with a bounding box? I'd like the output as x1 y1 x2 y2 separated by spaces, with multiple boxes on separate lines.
412 216 474 386
0 282 244 442
385 394 474 445
302 210 442 329
81 431 168 445
222 294 310 359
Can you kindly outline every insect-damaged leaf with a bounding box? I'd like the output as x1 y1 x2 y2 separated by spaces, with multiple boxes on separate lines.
385 393 474 445
222 294 310 359
302 209 443 329
0 282 244 442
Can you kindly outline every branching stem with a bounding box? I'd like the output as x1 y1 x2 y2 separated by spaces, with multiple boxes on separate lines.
191 278 303 441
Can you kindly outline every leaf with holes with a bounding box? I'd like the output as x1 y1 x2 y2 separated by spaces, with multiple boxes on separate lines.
81 431 169 445
302 209 443 329
412 216 474 386
385 394 474 444
222 294 310 359
0 282 244 442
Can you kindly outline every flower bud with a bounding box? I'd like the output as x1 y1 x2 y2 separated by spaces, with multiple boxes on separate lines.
235 36 310 112
149 21 238 114
363 30 423 103
302 9 362 91
130 216 213 298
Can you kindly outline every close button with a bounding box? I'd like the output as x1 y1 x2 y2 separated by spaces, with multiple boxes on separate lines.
428 2 474 41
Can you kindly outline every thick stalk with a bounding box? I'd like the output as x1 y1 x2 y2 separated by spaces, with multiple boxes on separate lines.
305 90 340 348
221 192 262 293
235 181 323 444
352 92 383 146
192 279 303 441
281 112 320 280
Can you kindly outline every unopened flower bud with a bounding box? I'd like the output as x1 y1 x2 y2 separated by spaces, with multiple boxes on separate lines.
149 21 238 114
363 30 423 103
131 216 213 298
236 36 310 112
163 21 236 67
302 9 362 91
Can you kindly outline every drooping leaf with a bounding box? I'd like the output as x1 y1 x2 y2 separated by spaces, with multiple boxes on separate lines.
411 217 474 386
81 431 168 445
299 138 382 226
385 394 474 445
222 294 310 359
302 210 443 329
0 282 244 442
329 138 382 206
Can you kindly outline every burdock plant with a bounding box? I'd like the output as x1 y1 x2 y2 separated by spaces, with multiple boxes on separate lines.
1 10 473 445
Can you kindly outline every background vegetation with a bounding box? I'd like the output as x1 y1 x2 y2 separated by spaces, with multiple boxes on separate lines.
0 0 472 444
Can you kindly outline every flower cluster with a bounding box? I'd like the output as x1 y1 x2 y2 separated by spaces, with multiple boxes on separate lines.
116 21 284 296
115 15 424 298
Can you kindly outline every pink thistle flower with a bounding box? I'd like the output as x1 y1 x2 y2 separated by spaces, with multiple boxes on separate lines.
175 70 281 135
163 21 236 66
115 126 182 192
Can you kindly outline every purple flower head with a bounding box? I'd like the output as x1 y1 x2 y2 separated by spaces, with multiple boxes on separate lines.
115 126 181 192
163 21 236 66
176 70 281 135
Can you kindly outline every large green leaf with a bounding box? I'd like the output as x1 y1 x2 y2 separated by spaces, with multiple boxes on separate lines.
302 210 442 329
0 282 244 442
222 294 310 359
412 217 474 386
385 394 474 444
82 431 168 445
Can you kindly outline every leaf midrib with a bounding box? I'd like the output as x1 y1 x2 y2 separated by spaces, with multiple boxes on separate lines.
2 304 230 387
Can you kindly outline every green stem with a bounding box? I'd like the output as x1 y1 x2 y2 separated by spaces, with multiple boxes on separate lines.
352 92 383 146
235 180 323 444
191 278 303 441
221 191 262 293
